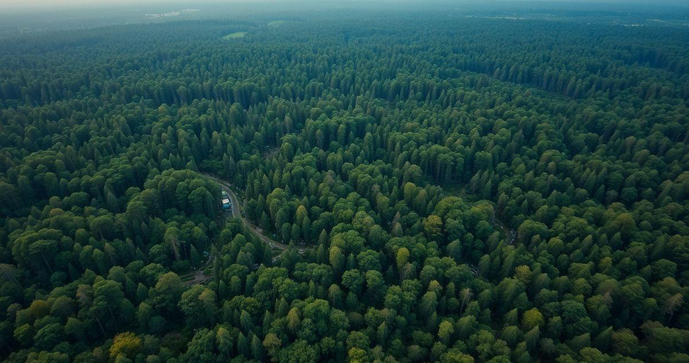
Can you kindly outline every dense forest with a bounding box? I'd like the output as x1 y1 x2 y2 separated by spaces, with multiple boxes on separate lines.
1 7 689 363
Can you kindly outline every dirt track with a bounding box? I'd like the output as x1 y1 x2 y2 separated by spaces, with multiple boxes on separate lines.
182 174 300 285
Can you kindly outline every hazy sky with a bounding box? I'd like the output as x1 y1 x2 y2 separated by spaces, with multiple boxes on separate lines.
0 0 186 11
1 0 688 12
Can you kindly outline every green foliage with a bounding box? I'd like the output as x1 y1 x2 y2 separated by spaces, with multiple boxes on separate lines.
0 7 688 363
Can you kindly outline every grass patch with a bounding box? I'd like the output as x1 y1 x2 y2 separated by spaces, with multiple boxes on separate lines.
268 20 286 27
222 32 247 39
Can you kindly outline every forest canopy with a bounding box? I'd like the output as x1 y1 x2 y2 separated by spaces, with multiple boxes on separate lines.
0 6 688 363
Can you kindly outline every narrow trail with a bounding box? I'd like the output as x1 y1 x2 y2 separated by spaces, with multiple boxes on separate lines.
181 256 214 285
204 174 291 251
183 176 514 284
492 215 516 245
183 173 306 285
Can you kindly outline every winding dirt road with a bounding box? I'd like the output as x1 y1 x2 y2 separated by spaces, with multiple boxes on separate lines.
204 174 290 251
492 216 516 245
183 174 300 285
184 175 512 285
